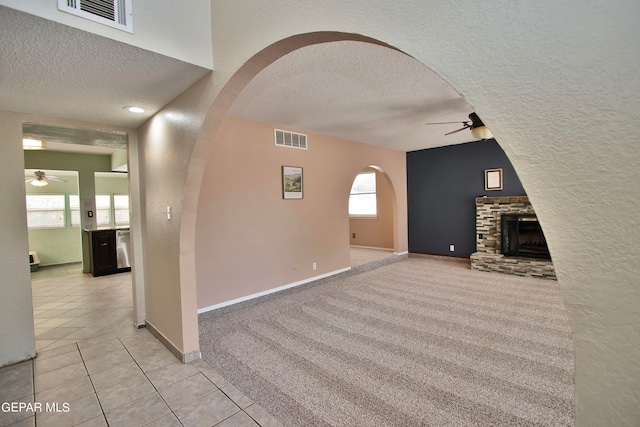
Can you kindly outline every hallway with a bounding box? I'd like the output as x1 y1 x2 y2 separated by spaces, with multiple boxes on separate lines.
0 265 281 427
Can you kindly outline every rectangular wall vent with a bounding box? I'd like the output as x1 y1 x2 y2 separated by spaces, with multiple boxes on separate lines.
58 0 133 33
274 129 308 150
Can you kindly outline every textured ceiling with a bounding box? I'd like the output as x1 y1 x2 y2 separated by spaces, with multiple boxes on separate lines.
229 41 477 151
1 6 478 154
0 6 210 129
22 123 127 155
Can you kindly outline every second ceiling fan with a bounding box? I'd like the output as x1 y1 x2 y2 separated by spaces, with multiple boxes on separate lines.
26 170 67 187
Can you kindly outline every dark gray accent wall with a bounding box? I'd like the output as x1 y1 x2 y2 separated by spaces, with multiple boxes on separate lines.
407 139 526 257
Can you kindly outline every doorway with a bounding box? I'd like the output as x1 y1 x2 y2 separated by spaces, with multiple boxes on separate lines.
348 166 395 250
22 122 144 350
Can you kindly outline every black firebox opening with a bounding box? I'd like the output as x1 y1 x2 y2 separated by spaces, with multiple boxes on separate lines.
501 214 551 259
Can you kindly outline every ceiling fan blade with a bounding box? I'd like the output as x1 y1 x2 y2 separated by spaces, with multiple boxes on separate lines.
425 121 469 126
46 175 68 183
445 126 469 136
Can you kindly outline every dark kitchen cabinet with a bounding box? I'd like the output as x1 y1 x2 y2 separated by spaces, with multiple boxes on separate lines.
88 229 117 276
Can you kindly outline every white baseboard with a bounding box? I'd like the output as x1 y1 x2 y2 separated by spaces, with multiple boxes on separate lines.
350 245 394 251
198 267 351 314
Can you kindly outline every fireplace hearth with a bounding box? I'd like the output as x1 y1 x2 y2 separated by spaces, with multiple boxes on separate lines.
470 196 556 279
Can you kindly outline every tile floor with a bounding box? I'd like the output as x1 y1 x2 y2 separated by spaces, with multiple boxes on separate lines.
0 263 281 427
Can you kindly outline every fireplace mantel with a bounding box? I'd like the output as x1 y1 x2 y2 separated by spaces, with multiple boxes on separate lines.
470 196 556 280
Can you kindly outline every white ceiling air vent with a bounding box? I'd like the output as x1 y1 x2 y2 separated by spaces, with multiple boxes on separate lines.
58 0 133 33
275 129 307 150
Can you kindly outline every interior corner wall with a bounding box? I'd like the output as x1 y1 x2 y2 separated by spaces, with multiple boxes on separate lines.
111 149 128 171
407 140 526 257
0 110 35 366
136 72 217 357
349 168 394 249
195 116 407 310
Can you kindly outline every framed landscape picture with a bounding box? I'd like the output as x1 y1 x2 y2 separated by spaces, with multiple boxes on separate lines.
282 166 303 199
485 168 503 191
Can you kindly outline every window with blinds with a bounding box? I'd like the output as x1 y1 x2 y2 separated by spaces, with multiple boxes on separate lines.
95 194 112 227
113 194 130 227
349 172 377 217
26 194 66 229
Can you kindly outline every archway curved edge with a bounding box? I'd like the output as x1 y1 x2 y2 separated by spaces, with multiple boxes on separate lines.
176 7 640 423
178 31 409 354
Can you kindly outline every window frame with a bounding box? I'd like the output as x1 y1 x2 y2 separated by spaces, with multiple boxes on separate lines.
348 171 378 219
69 194 81 228
95 194 112 228
113 193 130 227
25 193 67 230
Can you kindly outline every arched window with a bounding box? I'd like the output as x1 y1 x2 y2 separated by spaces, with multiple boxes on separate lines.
349 172 377 217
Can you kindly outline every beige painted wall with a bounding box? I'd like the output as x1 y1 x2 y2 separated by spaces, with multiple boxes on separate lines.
349 168 394 249
195 116 406 309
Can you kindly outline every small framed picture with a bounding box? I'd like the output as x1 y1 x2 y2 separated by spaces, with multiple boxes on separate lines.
485 168 503 191
282 166 303 199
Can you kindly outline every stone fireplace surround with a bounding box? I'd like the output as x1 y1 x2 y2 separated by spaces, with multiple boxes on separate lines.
470 196 556 280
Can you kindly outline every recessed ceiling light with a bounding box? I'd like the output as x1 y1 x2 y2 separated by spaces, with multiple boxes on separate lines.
23 139 46 150
124 106 145 114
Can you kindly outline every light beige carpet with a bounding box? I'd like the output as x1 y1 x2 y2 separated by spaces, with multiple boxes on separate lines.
199 257 574 426
349 246 395 268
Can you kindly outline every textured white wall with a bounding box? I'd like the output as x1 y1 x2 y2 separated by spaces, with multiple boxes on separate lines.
0 0 213 68
137 73 216 356
0 111 35 366
192 1 638 425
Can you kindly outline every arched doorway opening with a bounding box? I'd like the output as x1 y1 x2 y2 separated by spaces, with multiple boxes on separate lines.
179 32 566 384
182 33 413 319
348 165 399 268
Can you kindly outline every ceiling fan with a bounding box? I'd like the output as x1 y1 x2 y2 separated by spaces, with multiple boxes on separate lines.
26 170 68 187
426 112 493 140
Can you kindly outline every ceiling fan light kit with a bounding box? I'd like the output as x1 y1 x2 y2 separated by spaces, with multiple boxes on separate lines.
468 112 493 140
26 170 68 187
471 125 493 140
426 112 493 140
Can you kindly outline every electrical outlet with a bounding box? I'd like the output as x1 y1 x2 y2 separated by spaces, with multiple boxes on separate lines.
449 244 455 252
312 262 317 270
